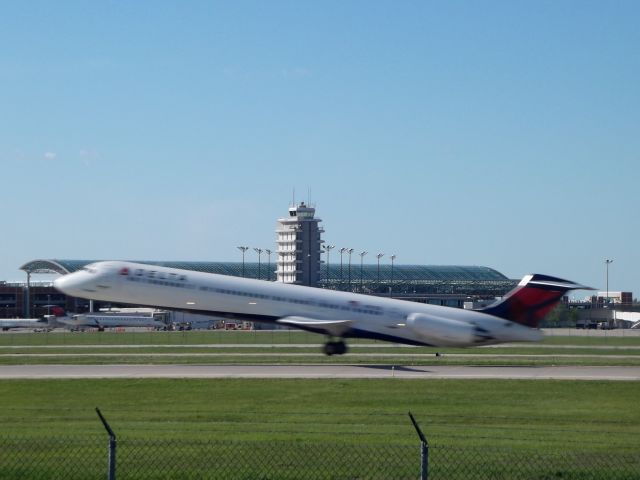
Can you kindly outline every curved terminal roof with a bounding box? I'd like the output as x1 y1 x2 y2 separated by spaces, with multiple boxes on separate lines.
322 264 514 295
20 259 91 276
21 259 508 280
20 259 515 296
20 259 280 278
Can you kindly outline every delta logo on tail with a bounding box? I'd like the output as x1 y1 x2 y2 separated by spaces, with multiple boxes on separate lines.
50 306 67 317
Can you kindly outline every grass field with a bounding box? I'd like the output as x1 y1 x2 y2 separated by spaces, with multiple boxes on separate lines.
1 330 639 478
2 353 640 366
1 329 640 366
1 378 638 452
2 328 640 347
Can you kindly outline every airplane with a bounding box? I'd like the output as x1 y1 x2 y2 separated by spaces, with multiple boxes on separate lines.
53 260 589 354
0 304 72 331
0 317 50 331
43 306 164 331
57 313 163 331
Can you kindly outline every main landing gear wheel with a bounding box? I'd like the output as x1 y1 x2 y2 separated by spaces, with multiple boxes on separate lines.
323 341 348 356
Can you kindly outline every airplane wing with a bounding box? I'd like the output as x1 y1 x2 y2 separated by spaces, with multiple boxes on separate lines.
277 316 354 337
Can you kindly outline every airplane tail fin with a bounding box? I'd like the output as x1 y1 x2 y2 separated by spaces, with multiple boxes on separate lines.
50 306 67 317
478 274 591 328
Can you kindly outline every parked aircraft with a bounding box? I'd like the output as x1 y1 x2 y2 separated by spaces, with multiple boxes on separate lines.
58 313 163 331
43 306 162 331
0 305 73 331
54 261 589 354
0 318 49 331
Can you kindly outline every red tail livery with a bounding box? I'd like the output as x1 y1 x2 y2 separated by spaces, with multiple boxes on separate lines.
478 274 591 328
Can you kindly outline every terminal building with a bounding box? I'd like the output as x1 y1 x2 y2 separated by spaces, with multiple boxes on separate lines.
8 262 516 320
4 202 519 319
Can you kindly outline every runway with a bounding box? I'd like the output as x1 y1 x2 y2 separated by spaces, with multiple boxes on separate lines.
1 364 639 380
2 343 640 349
1 352 639 359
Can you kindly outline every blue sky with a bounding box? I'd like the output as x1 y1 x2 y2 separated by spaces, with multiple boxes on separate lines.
1 1 638 297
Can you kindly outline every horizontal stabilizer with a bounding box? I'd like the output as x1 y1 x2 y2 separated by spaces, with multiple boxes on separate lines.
277 316 354 337
517 274 593 292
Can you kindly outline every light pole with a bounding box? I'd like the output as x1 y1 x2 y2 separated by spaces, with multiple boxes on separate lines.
237 246 249 277
359 251 368 292
605 259 614 307
376 253 384 291
347 248 354 291
254 248 263 279
265 249 272 281
390 254 397 297
325 245 335 287
339 248 347 289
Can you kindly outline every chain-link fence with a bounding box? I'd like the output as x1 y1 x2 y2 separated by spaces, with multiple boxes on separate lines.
0 437 418 479
428 446 640 480
1 411 638 479
2 436 640 480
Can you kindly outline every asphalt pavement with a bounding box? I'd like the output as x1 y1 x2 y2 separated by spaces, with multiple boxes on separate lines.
1 364 639 380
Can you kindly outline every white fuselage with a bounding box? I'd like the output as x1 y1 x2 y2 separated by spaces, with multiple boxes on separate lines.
54 261 542 347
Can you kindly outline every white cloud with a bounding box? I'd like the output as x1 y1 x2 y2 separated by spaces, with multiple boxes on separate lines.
43 151 57 160
79 149 98 166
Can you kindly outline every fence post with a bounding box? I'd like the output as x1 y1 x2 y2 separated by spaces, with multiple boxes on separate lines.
96 407 117 480
408 412 429 480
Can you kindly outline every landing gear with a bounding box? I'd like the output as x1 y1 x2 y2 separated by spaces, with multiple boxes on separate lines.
323 340 348 356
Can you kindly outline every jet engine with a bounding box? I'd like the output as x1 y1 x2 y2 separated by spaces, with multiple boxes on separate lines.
406 313 492 347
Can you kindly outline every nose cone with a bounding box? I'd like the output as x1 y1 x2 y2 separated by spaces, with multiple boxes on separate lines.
54 272 88 297
53 274 72 294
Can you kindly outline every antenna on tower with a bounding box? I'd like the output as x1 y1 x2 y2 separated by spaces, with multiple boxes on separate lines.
308 187 311 205
292 188 296 207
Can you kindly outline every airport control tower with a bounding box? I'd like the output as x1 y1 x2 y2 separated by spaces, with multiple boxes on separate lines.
276 202 324 286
